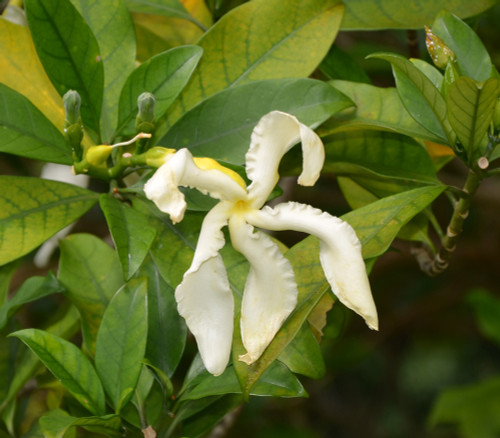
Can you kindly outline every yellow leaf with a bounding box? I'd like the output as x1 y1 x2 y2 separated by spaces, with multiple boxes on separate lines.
0 18 64 132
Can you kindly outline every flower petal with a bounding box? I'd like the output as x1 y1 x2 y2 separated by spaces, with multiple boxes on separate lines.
245 111 324 208
247 202 378 330
175 202 234 376
228 215 298 365
144 148 247 223
175 254 234 376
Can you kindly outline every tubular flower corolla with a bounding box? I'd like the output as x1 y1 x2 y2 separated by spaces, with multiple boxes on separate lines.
144 111 378 376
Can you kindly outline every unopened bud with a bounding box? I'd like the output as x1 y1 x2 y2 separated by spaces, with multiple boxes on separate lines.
63 90 82 125
137 92 156 123
425 25 455 69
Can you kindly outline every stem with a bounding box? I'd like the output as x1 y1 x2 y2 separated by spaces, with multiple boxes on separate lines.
416 169 482 276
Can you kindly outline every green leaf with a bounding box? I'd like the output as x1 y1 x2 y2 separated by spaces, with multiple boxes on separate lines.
39 409 121 438
432 11 494 82
320 131 439 186
429 377 500 438
0 273 65 331
125 0 206 29
161 78 353 165
181 361 306 400
10 329 106 416
319 45 371 83
447 77 500 159
24 0 104 137
165 0 344 127
69 0 136 142
370 53 454 144
343 186 446 259
100 195 157 280
0 261 20 305
139 258 187 378
115 45 202 138
58 234 124 354
0 176 98 266
467 288 500 347
95 278 148 412
341 0 497 30
0 306 80 413
0 84 71 164
277 323 325 379
323 80 444 143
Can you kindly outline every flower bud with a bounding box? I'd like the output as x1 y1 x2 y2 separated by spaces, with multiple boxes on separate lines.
63 90 82 125
137 92 156 124
86 145 113 166
425 25 455 69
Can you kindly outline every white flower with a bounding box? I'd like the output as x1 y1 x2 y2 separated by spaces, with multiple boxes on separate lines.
144 111 378 376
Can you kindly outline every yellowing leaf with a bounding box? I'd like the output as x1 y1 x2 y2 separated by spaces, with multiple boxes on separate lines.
165 0 344 127
0 19 63 132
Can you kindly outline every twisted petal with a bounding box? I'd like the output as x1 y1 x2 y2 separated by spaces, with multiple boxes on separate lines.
175 203 234 375
229 215 298 365
247 202 378 330
245 111 324 208
144 148 247 223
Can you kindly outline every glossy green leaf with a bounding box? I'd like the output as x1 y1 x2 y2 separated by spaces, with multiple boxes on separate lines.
24 0 104 137
277 323 325 379
115 45 202 138
58 234 124 354
432 11 494 82
172 395 242 438
161 78 353 165
467 289 500 347
69 0 136 142
139 258 187 378
411 58 444 91
100 195 157 280
125 0 206 29
0 176 98 266
343 186 446 259
0 84 71 164
182 361 306 400
319 45 370 83
341 0 496 30
0 273 65 331
95 278 148 412
236 185 444 393
39 409 121 438
429 377 500 438
0 306 80 413
165 0 344 127
324 80 443 142
370 53 454 144
10 329 106 416
447 77 500 158
320 131 438 186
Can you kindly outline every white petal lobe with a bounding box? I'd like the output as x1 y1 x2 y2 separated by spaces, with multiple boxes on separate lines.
229 216 298 364
245 111 324 207
247 202 378 330
175 255 234 376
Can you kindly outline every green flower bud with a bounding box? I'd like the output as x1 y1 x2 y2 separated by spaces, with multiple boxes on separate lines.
425 25 455 69
63 90 82 125
86 145 113 166
137 92 156 124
